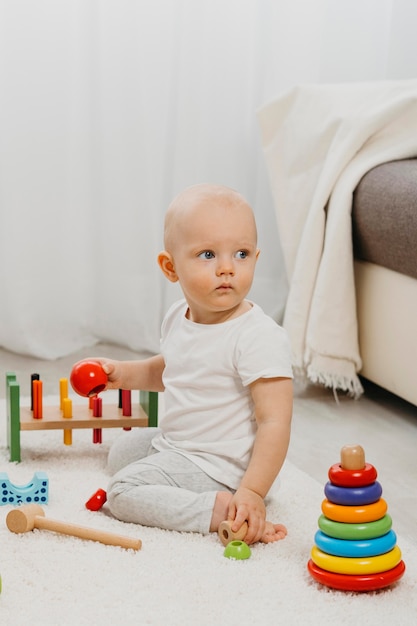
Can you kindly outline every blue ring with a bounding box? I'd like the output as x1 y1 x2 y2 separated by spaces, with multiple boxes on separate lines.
314 529 397 558
324 481 382 505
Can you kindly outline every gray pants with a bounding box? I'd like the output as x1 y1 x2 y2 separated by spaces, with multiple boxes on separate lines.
106 428 233 534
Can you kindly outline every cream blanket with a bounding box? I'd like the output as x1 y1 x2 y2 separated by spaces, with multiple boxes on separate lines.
258 80 417 397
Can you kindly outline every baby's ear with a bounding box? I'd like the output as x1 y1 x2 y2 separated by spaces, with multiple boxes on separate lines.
157 251 178 282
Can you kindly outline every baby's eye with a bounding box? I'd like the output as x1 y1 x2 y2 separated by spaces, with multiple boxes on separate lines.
198 250 215 259
235 250 248 259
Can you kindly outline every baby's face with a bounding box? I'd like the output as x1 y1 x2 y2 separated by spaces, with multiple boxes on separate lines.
166 189 259 323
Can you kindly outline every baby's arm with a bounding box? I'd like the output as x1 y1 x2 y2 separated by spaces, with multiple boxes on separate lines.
75 354 166 393
228 376 293 544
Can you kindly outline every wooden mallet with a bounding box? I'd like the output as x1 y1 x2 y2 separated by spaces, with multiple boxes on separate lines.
6 504 141 551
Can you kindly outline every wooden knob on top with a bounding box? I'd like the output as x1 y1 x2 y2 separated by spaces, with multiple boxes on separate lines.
340 444 365 470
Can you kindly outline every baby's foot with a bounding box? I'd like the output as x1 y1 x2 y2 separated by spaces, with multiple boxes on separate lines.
260 521 287 543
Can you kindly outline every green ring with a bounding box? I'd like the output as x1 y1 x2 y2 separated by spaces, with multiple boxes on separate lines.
318 514 392 540
223 540 251 560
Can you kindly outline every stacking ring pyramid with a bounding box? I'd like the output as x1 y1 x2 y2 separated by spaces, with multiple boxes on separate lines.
307 444 406 591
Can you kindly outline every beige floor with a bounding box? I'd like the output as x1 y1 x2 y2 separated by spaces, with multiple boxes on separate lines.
1 343 416 547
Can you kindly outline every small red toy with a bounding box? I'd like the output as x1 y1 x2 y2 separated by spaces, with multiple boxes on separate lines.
70 361 108 397
85 489 107 511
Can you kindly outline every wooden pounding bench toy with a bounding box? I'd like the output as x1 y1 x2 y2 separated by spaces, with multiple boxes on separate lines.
6 368 158 462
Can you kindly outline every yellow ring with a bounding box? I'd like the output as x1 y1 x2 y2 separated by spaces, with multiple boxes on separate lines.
321 498 387 523
311 545 402 575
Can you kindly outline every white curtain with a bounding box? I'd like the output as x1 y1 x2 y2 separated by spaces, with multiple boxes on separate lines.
0 0 416 359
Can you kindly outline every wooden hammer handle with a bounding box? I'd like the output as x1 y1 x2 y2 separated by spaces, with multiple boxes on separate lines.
34 515 142 550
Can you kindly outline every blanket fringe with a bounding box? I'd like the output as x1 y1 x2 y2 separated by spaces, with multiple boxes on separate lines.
306 364 364 399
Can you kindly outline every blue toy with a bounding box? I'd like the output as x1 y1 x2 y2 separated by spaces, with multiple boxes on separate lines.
0 471 49 505
324 480 382 505
314 529 397 558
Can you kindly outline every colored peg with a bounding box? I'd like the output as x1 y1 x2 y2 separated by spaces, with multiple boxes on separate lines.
63 398 72 418
6 504 141 550
60 378 69 410
85 489 107 511
62 397 73 446
92 396 102 444
122 389 132 431
122 389 132 416
31 373 40 410
32 379 43 419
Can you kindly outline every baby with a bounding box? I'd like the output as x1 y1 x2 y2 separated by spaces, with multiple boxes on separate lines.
80 183 293 544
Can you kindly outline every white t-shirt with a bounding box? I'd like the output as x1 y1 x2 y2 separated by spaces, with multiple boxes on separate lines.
151 299 293 490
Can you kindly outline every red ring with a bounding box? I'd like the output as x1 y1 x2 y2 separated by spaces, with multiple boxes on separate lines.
328 463 377 487
307 559 406 592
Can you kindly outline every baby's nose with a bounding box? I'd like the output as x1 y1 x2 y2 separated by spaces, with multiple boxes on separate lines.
217 259 235 275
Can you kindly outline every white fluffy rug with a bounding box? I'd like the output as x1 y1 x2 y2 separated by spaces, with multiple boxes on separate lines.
1 397 416 626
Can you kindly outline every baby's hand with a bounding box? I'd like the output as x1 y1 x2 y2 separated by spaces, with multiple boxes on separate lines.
228 487 266 545
70 357 122 392
97 359 124 389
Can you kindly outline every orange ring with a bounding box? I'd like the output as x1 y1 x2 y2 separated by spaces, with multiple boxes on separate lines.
321 498 387 523
328 463 377 487
310 545 402 575
307 559 406 592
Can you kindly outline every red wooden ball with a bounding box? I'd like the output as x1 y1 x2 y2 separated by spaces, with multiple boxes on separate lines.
70 360 107 397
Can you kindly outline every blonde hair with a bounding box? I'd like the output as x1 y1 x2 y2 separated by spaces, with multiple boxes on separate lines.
164 183 256 251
